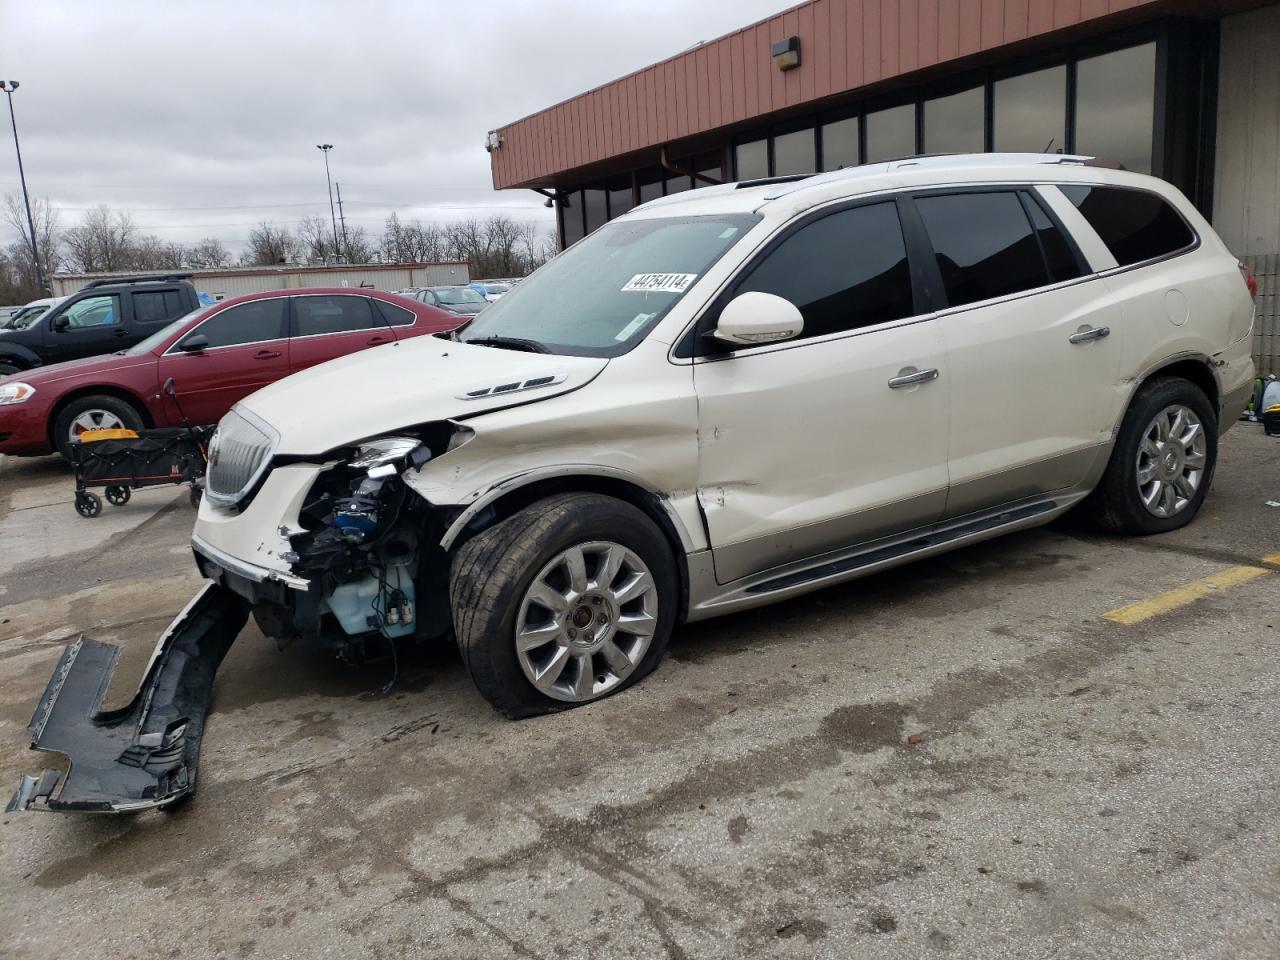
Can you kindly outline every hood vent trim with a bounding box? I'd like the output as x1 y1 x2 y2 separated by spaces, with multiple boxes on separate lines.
456 373 567 401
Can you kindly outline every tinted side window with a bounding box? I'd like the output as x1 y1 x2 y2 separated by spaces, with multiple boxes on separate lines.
186 299 286 349
294 296 375 336
374 301 416 327
916 192 1050 307
1059 185 1195 266
1023 194 1084 283
734 202 915 341
132 290 185 324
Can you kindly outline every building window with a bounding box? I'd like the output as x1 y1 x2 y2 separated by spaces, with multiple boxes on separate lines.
865 104 916 162
583 188 608 234
638 168 663 205
735 139 768 180
607 177 633 218
561 191 585 247
993 65 1066 154
1074 43 1157 174
695 152 723 188
821 116 860 170
773 128 816 175
923 86 984 154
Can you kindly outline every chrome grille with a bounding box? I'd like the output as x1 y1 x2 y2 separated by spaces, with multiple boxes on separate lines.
205 407 278 507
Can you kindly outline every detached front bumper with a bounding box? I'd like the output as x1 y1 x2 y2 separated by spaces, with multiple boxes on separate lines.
7 584 249 814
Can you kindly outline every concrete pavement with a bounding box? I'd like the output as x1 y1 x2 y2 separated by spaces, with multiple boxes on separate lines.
1 427 1278 959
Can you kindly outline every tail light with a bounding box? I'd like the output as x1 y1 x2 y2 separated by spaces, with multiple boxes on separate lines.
1239 261 1258 298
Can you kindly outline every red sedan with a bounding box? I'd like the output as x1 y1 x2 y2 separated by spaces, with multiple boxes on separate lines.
0 288 461 459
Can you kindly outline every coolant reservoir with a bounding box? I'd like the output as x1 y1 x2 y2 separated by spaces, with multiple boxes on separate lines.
324 564 416 639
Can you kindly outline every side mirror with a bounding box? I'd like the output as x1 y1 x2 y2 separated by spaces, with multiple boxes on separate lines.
178 334 208 353
51 315 70 332
713 292 804 346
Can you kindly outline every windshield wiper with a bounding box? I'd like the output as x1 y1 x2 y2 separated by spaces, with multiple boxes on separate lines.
463 335 550 354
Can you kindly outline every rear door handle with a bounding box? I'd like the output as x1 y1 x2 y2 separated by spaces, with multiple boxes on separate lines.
367 336 391 346
888 368 940 389
253 349 282 360
1069 326 1110 344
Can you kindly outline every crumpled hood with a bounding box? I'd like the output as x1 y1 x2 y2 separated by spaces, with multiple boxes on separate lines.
238 335 608 454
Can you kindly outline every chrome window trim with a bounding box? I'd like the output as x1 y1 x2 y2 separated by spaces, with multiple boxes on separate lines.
163 299 289 356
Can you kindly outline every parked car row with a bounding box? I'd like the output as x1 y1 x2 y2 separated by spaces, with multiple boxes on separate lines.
0 288 458 459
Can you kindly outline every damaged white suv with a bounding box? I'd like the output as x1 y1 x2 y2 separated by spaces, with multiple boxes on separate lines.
10 154 1256 812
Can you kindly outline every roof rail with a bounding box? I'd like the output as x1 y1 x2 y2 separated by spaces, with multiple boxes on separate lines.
84 273 194 288
734 173 814 189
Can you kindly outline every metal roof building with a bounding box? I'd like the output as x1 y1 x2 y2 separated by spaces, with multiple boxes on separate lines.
487 0 1280 371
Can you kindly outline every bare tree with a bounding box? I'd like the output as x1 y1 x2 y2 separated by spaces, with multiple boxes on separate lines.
295 214 337 263
63 205 139 273
189 237 232 269
342 224 375 264
242 221 298 266
481 215 523 277
4 193 61 295
127 234 187 270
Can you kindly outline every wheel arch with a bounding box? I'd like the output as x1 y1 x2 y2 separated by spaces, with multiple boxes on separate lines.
0 344 40 371
48 385 155 447
439 469 694 621
1131 354 1221 417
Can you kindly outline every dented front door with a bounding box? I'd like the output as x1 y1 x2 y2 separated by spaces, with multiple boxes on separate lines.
690 198 950 585
693 319 950 584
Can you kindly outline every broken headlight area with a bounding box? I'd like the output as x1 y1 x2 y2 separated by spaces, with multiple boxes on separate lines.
263 435 456 659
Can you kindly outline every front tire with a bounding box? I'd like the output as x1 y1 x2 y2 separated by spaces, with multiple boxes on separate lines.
450 493 677 719
0 361 20 377
1090 376 1218 535
53 394 145 461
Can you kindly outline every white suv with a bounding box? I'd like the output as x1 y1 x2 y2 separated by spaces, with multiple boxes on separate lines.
195 155 1255 717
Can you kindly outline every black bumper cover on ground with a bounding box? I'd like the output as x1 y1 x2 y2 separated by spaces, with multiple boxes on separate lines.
6 584 248 813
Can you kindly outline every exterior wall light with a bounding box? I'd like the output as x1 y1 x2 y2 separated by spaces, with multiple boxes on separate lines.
485 130 503 152
772 36 800 71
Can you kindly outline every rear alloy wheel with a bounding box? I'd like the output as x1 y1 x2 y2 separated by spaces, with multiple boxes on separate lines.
1090 376 1218 535
450 493 677 718
53 395 145 461
1134 404 1208 519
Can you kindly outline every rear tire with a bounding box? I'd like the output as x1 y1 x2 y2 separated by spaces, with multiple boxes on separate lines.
53 394 145 461
450 493 677 719
1090 376 1218 535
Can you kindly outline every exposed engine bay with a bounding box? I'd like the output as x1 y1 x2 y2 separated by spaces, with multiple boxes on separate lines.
9 424 471 814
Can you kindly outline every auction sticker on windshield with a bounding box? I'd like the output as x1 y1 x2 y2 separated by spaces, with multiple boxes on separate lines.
622 273 697 294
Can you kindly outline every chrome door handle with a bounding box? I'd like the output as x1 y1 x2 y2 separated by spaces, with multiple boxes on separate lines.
888 368 940 389
1069 326 1110 344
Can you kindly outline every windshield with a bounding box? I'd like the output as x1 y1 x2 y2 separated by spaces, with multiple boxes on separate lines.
460 213 759 357
5 305 48 330
125 305 212 356
436 287 486 305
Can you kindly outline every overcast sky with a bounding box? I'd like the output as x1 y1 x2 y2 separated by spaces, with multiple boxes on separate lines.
0 0 786 256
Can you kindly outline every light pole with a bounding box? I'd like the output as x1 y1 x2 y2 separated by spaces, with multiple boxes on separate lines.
315 143 341 262
2 81 47 294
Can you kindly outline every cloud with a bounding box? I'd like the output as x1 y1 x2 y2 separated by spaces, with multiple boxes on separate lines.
0 0 786 255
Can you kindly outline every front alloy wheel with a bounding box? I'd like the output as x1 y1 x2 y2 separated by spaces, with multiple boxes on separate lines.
1135 404 1207 518
450 493 677 718
516 541 658 702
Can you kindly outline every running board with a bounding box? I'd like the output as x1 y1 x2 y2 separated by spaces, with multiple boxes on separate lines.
6 584 249 814
748 501 1059 594
685 496 1076 621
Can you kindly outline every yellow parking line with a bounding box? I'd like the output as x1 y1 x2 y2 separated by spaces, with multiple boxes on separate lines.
1103 564 1273 625
1262 552 1280 567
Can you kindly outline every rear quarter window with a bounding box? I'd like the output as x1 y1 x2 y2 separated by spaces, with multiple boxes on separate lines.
1059 185 1196 267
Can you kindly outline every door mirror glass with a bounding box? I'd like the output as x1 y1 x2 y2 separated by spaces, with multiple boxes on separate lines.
714 292 804 346
178 334 209 353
